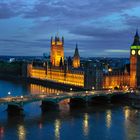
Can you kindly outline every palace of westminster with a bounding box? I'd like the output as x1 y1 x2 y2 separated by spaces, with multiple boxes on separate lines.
26 30 140 90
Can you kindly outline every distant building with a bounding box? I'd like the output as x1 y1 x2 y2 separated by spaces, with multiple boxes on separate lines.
84 60 103 90
103 69 130 89
73 44 80 68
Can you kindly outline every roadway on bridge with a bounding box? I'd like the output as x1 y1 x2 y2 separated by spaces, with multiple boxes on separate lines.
0 90 129 105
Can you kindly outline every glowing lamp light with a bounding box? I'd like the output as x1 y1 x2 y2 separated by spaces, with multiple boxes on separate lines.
70 88 73 91
131 90 134 93
42 89 45 94
108 68 112 72
8 92 11 95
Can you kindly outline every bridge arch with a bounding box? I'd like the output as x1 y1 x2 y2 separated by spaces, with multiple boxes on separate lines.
69 96 87 107
110 93 129 103
41 100 59 112
88 94 109 104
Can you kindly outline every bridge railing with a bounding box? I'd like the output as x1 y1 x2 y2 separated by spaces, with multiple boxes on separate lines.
0 89 131 105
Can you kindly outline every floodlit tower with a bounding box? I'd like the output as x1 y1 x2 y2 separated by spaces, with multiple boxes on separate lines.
130 29 140 88
73 44 80 68
50 36 64 67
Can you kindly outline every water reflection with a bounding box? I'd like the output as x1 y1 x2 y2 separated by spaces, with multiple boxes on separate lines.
54 119 61 140
29 84 63 95
0 127 4 139
123 107 140 140
83 113 89 136
0 80 140 140
39 122 43 129
106 110 112 128
124 107 130 121
18 125 26 140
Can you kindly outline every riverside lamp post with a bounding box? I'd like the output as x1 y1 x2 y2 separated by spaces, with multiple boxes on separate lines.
70 88 73 92
92 86 95 94
7 91 11 101
92 87 95 90
21 95 23 101
42 89 45 95
8 91 11 96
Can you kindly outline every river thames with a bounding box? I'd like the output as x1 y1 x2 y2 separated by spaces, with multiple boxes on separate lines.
0 80 140 140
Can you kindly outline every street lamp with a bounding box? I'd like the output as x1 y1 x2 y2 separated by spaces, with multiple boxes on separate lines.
92 87 95 90
8 91 11 96
57 93 59 96
70 88 73 91
42 89 45 95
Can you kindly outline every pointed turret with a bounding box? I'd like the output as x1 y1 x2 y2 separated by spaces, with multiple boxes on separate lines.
62 36 64 44
73 44 80 57
51 36 53 44
73 43 80 68
132 29 140 46
124 65 128 74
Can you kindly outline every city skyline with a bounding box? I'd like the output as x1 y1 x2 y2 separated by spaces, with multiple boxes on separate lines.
0 0 140 57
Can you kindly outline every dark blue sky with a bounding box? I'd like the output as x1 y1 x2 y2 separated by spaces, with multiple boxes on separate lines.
0 0 140 57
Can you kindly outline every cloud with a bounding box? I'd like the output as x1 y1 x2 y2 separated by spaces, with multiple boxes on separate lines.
23 0 140 19
0 0 139 57
69 25 131 41
123 14 140 28
0 1 25 19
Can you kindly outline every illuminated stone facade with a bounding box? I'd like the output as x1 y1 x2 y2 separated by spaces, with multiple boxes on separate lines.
29 66 84 87
73 44 80 68
103 30 140 89
29 84 63 95
50 36 64 67
26 36 84 88
103 72 130 89
25 31 140 90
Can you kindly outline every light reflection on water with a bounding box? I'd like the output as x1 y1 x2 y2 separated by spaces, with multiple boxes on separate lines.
0 80 140 140
83 113 89 136
29 84 64 95
0 127 4 139
106 110 112 128
123 107 140 140
54 119 61 140
18 125 26 140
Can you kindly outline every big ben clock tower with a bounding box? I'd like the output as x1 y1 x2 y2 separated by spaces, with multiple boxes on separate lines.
130 30 140 88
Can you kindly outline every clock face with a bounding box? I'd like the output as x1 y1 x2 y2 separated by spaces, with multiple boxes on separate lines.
138 50 140 55
131 50 136 55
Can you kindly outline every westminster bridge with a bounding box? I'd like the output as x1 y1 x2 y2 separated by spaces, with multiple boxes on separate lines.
0 90 131 114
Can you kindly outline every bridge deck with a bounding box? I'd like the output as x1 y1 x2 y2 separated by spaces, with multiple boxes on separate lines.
0 90 130 106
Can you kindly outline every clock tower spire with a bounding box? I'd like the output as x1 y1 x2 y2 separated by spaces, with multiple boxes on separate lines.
130 29 140 88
